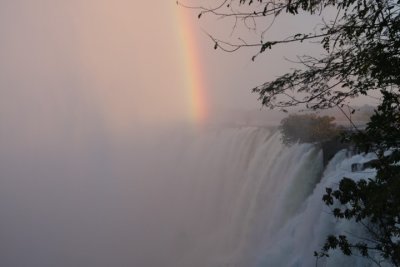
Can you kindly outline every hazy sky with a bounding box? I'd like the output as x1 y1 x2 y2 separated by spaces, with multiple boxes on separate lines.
0 0 197 136
0 0 379 134
0 0 332 134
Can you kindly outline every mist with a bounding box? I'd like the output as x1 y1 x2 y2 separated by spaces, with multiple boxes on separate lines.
0 1 197 266
0 1 380 267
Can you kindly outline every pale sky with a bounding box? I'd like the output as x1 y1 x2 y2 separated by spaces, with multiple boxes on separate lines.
0 0 332 135
0 0 379 136
0 1 195 137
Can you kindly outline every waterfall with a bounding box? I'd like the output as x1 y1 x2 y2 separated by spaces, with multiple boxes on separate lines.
153 126 378 267
0 125 379 267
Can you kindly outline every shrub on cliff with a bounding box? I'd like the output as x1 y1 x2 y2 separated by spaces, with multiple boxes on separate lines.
279 114 342 146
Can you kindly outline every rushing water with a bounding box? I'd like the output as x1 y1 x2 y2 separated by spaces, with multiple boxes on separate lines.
0 126 379 266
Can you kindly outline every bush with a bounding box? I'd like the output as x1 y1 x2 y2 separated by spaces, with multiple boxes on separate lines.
279 114 341 146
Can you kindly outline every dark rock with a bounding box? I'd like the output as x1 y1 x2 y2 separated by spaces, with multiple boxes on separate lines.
351 159 379 172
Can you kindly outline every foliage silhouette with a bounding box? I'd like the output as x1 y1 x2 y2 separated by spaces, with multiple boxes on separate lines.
279 114 341 145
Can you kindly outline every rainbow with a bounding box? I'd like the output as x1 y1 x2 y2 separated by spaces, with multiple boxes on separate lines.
175 4 209 126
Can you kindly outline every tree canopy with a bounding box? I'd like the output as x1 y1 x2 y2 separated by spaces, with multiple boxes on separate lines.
320 92 400 266
179 0 400 265
178 0 400 110
279 114 341 145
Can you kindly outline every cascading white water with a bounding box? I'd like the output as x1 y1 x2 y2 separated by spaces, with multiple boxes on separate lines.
0 125 379 267
150 126 379 267
156 127 323 267
255 149 379 267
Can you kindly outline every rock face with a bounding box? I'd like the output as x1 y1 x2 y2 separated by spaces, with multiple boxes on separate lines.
351 159 380 172
321 138 350 166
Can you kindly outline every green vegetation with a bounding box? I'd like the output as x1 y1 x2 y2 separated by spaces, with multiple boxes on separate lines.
182 0 400 264
279 114 348 165
319 92 400 266
279 114 341 145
